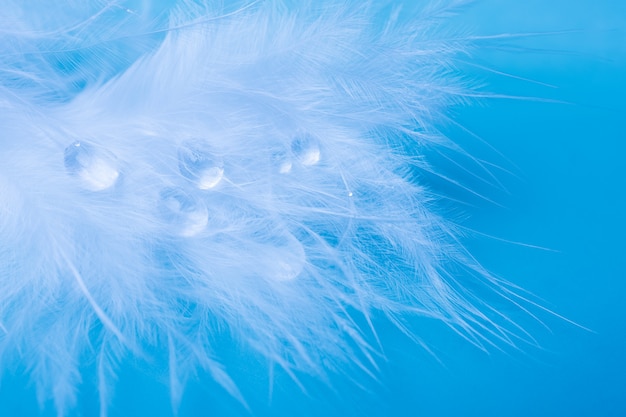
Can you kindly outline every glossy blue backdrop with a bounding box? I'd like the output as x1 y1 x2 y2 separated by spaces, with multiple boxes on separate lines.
389 1 626 416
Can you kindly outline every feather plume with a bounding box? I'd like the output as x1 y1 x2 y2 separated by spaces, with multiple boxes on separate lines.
0 0 536 414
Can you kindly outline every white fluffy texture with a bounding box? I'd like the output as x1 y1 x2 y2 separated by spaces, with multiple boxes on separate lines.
0 1 523 415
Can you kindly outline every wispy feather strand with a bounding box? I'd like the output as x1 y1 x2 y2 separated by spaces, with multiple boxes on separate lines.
0 0 536 415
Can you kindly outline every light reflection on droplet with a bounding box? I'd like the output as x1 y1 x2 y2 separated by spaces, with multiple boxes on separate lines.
291 133 320 166
178 140 224 190
159 187 208 237
64 141 119 191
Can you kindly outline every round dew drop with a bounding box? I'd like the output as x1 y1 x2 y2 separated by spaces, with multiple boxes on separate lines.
291 133 321 166
178 140 224 189
270 148 293 174
263 232 307 281
64 141 119 191
159 187 208 237
272 254 304 281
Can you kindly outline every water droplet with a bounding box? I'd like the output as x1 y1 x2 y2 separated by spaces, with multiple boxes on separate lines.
270 148 292 174
64 141 119 191
159 187 208 237
274 258 303 281
262 232 306 281
178 140 224 190
291 133 320 166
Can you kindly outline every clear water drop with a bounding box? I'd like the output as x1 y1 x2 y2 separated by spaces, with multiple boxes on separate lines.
64 141 119 191
159 187 208 237
178 140 224 190
291 133 320 166
270 148 292 174
273 257 304 281
265 232 306 281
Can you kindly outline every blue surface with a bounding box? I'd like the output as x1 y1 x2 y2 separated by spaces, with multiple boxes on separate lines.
384 2 626 416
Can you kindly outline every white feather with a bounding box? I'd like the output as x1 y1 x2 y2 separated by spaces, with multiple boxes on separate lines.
0 0 536 414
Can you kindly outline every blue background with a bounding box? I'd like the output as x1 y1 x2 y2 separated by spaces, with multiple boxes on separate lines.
382 1 626 416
